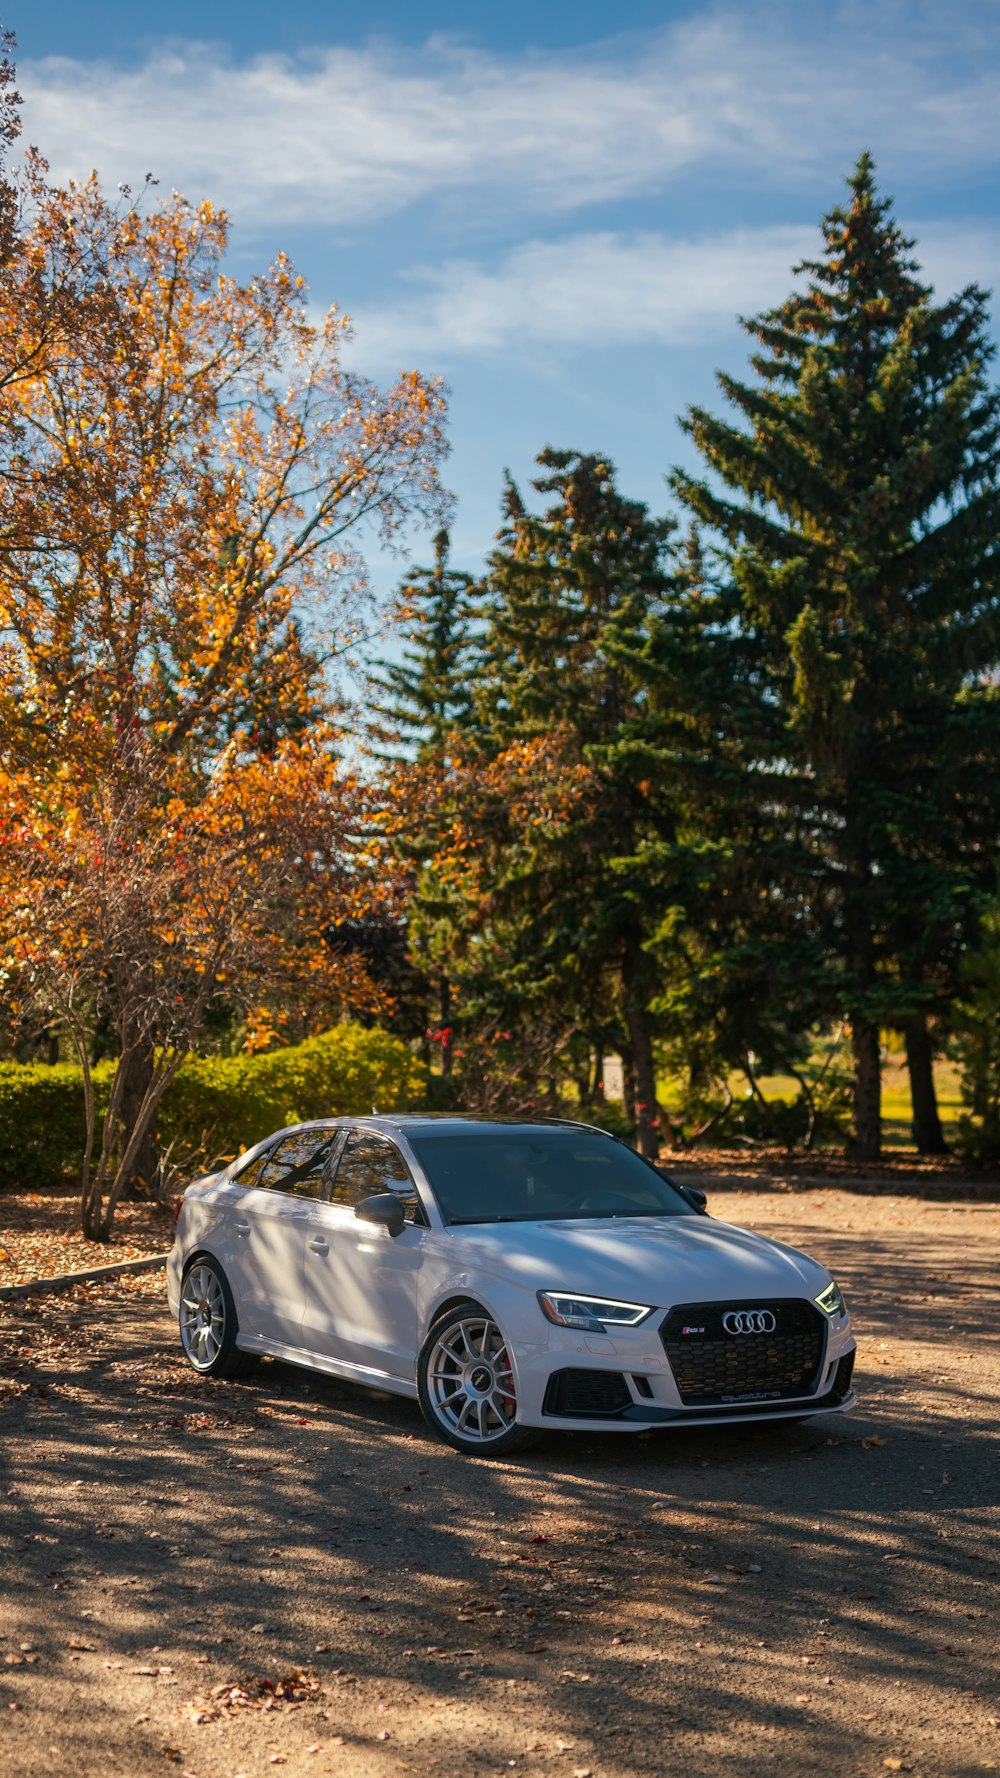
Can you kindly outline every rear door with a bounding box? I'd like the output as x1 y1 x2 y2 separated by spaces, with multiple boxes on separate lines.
302 1131 424 1380
223 1127 340 1348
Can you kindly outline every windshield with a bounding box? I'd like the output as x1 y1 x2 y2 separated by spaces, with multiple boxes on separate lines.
406 1127 694 1224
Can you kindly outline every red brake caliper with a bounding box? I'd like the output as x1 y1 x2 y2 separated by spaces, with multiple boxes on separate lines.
495 1344 516 1410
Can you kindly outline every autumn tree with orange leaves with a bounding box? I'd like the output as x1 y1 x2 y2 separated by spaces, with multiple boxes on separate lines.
2 733 384 1238
0 151 449 1233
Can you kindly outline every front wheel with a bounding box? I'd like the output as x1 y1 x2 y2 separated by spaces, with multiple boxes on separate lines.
417 1303 536 1457
178 1257 258 1379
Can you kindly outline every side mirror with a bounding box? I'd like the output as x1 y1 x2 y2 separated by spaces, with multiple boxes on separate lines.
354 1192 406 1238
679 1184 709 1214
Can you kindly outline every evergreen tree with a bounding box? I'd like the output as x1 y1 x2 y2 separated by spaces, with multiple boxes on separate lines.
603 530 840 1144
367 530 477 1066
672 155 1000 1158
368 529 475 759
951 879 1000 1166
474 449 678 1155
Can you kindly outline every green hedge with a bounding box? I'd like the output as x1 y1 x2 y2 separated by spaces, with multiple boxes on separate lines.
0 1059 114 1190
159 1026 428 1164
0 1027 428 1189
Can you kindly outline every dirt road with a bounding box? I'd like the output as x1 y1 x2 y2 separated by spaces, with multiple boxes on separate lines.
1 1187 997 1778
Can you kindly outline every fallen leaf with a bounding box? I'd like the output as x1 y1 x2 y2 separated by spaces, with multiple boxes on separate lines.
861 1434 887 1449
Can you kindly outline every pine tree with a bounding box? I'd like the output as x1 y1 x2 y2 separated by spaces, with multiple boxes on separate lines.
952 877 1000 1166
602 530 838 1142
474 449 678 1155
366 530 477 1068
368 529 475 759
673 154 1000 1157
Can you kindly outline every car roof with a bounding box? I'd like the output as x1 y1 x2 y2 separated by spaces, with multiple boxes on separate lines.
361 1114 610 1136
252 1113 607 1134
242 1112 615 1149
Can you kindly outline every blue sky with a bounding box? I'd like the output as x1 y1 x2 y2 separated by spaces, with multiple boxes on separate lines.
15 1 1000 597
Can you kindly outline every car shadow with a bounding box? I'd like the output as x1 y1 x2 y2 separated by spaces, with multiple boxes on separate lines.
0 1216 998 1778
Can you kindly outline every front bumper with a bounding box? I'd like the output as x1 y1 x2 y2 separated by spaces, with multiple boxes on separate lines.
509 1304 856 1432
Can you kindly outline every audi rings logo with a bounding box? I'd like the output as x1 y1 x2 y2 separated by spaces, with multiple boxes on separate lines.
722 1308 777 1335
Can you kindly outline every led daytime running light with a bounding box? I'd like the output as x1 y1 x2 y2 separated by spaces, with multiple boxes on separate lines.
538 1290 652 1333
814 1281 846 1317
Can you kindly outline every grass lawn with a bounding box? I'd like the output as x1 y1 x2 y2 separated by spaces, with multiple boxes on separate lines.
656 1045 964 1153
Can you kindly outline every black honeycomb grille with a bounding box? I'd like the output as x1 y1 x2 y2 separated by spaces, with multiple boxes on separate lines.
661 1299 827 1406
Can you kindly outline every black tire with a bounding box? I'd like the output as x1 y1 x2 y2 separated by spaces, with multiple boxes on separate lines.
178 1255 259 1379
417 1301 537 1458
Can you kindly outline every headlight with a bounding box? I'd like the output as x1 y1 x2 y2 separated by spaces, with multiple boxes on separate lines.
537 1290 653 1333
814 1281 847 1318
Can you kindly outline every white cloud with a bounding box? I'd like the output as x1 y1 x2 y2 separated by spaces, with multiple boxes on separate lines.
346 227 813 365
909 223 1000 304
17 4 1000 229
343 222 1000 371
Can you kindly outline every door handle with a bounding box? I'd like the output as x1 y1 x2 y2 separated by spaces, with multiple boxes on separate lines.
308 1237 329 1255
234 1221 251 1236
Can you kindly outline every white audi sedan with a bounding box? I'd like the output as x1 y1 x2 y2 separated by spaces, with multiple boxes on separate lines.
167 1116 856 1456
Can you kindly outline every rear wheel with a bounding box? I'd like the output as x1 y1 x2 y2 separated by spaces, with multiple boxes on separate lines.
178 1257 258 1379
417 1303 536 1457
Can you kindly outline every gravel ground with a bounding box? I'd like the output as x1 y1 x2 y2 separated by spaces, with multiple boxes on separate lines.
0 1186 997 1778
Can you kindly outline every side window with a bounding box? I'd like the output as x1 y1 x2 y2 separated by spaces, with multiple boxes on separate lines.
258 1130 339 1200
230 1145 275 1189
329 1133 425 1223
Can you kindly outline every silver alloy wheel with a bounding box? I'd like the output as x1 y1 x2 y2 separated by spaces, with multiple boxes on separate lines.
179 1262 227 1370
426 1313 517 1444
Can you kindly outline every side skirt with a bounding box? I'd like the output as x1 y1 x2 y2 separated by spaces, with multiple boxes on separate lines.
236 1334 418 1400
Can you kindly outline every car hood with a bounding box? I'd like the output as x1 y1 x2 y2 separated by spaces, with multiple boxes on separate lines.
443 1215 831 1307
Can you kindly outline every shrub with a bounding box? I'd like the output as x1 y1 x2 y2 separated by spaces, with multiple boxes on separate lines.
0 1028 427 1189
572 1100 636 1144
725 1079 851 1149
0 1060 114 1189
159 1026 429 1166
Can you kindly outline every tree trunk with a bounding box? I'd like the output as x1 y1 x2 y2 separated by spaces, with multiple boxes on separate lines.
439 975 453 1078
844 798 881 1160
904 1014 948 1154
851 1017 882 1160
117 1033 160 1199
622 939 661 1159
622 1054 636 1133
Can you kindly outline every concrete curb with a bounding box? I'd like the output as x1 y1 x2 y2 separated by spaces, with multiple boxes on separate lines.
0 1253 170 1302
